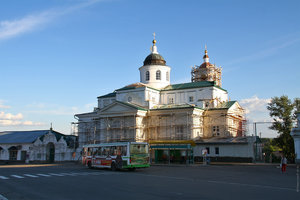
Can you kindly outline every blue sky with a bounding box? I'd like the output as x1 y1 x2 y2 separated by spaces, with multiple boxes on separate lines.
0 0 299 137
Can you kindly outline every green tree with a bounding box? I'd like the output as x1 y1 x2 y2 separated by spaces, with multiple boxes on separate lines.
267 95 298 162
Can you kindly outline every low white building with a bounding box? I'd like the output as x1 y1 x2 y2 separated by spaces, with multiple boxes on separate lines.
0 129 78 163
291 112 300 164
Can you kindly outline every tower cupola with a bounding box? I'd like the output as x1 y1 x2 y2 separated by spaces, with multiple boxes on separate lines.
139 33 171 89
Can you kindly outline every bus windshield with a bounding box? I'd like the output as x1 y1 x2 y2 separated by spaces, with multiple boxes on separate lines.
130 144 148 154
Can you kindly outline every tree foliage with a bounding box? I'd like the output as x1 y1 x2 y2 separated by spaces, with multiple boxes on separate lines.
267 95 298 162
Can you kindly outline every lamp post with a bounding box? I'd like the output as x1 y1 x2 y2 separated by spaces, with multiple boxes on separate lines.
253 121 273 162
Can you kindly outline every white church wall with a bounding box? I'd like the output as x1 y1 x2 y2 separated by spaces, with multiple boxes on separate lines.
98 97 116 109
116 88 147 107
139 64 171 89
160 86 219 107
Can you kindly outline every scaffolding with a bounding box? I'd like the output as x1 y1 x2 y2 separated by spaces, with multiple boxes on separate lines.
191 64 222 87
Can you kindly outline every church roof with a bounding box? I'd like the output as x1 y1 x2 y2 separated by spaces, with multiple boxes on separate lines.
143 53 166 66
151 104 203 111
208 101 237 110
0 130 70 144
98 92 116 98
162 81 227 92
115 83 160 92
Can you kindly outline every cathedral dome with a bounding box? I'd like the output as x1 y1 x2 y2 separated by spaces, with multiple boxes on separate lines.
143 53 166 66
199 62 212 68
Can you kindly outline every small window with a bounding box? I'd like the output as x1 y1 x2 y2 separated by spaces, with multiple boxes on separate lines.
205 102 209 108
213 126 220 136
189 96 194 102
166 71 169 81
169 97 174 104
128 96 132 102
215 147 219 155
156 70 161 80
206 147 210 154
146 71 150 81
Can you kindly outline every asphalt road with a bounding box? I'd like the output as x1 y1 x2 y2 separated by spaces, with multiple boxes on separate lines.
0 163 299 200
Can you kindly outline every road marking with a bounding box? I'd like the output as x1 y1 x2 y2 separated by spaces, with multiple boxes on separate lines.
48 173 65 177
207 180 295 192
0 176 9 180
11 175 24 179
24 174 38 178
0 194 8 200
36 173 51 177
59 173 77 176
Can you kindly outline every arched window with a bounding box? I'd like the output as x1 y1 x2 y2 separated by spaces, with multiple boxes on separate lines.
166 71 169 81
146 71 150 81
156 70 161 80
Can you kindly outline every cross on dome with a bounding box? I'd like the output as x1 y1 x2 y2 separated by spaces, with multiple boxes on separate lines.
203 44 209 63
151 32 158 54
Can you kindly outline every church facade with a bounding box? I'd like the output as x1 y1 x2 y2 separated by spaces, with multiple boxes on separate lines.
74 37 252 163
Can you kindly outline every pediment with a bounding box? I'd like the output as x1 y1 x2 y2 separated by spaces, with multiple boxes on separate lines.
99 101 140 114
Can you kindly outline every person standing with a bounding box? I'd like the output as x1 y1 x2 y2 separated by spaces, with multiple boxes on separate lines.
281 155 287 173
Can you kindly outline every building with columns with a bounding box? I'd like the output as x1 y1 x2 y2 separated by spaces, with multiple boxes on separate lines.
74 37 254 163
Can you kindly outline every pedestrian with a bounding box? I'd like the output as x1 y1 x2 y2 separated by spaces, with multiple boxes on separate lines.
281 154 287 173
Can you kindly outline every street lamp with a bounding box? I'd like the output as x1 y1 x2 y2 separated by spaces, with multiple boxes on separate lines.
253 121 273 162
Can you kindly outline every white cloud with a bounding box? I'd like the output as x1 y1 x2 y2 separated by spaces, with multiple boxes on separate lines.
240 95 271 115
0 0 102 41
0 111 44 127
0 119 44 126
240 96 278 138
0 111 23 120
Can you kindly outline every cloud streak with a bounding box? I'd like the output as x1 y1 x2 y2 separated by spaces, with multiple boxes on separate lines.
0 100 10 109
224 34 300 68
0 0 101 41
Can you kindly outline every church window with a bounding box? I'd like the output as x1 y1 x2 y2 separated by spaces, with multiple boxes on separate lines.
128 96 132 102
166 71 169 81
215 147 219 155
146 71 150 81
213 126 220 136
206 147 210 154
156 70 161 80
189 96 194 102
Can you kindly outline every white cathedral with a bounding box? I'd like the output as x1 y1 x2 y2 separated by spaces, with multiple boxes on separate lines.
74 37 257 163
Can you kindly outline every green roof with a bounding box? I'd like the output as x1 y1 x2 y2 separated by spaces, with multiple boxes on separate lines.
209 101 237 110
98 92 116 98
116 101 148 111
162 81 227 92
151 104 203 111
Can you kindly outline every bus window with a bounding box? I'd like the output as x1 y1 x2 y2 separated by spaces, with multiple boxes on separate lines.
110 146 117 156
93 148 98 156
97 147 102 156
87 148 92 156
121 146 127 156
130 144 148 154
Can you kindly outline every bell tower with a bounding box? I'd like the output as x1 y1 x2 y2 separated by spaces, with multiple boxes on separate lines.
191 46 222 87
